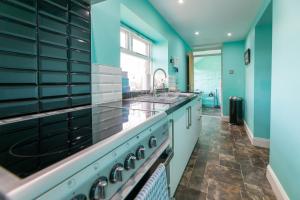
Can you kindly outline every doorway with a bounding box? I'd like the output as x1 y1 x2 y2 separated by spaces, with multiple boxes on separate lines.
193 50 222 116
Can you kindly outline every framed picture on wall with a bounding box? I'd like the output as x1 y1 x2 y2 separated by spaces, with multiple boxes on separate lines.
244 48 251 65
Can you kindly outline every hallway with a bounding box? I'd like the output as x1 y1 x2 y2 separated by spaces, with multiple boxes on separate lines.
201 107 221 117
174 116 276 200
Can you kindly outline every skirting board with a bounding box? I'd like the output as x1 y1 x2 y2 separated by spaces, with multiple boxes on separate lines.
266 165 290 200
243 120 270 148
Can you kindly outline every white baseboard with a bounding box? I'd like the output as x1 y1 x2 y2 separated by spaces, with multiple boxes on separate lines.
266 165 290 200
243 120 270 148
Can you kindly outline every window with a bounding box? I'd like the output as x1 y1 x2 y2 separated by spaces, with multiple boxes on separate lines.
120 28 152 91
120 30 127 49
132 37 149 56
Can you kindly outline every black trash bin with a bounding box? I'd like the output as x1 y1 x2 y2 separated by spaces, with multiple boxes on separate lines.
229 96 243 125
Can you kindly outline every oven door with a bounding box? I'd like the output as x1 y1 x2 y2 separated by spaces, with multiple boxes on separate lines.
110 142 173 200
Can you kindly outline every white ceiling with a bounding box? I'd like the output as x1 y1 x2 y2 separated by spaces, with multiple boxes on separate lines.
149 0 263 49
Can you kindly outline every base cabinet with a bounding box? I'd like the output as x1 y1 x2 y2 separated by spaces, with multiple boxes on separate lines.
169 96 202 196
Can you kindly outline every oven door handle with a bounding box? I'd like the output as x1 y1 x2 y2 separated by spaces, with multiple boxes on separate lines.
163 148 174 166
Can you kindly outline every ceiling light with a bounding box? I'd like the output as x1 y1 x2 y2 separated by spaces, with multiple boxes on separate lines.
227 32 232 37
194 31 200 35
178 0 184 4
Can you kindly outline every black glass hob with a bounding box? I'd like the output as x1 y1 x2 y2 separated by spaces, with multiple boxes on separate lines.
0 106 157 178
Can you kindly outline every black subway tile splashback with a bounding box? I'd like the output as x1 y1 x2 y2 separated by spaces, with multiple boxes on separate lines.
0 0 91 119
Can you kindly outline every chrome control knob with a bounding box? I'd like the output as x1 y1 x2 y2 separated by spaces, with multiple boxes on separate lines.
149 136 157 148
136 145 145 160
124 153 136 170
110 163 124 183
89 177 108 200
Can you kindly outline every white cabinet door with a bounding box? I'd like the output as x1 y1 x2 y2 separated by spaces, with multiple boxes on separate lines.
169 104 190 196
187 99 200 147
192 97 202 137
169 96 202 196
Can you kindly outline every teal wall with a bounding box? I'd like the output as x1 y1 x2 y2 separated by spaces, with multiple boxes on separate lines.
270 0 300 198
254 24 272 139
244 2 272 139
120 4 169 74
92 0 190 91
91 0 120 67
121 0 191 91
222 41 245 116
194 56 221 108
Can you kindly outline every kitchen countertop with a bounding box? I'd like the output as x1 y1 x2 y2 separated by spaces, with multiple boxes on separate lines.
0 105 167 197
100 93 199 114
0 92 198 198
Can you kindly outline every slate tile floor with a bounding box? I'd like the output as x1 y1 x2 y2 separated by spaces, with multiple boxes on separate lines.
174 116 276 200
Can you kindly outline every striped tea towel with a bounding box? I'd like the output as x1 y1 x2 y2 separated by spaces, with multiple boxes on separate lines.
135 164 169 200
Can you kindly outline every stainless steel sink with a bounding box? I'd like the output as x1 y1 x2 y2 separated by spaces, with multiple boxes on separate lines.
131 93 193 104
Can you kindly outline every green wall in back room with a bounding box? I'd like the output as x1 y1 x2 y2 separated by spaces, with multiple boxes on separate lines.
270 0 300 198
194 56 222 108
91 0 120 67
222 41 245 116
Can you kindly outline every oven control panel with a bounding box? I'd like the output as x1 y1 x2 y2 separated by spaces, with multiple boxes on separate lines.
37 118 168 200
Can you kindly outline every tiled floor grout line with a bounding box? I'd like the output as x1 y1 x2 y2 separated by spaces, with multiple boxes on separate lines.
175 115 276 200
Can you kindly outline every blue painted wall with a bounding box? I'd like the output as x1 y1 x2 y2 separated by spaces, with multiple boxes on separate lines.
270 0 300 198
91 0 120 67
121 0 191 91
92 0 190 91
222 41 245 116
244 1 272 139
253 24 272 139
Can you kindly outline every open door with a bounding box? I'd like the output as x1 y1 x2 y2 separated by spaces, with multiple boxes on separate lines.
187 52 194 92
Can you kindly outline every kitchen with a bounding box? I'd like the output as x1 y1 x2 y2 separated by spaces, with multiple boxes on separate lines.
0 0 299 200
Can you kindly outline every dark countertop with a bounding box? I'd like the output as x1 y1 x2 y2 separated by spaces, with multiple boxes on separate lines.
0 106 158 178
0 93 198 180
101 93 198 115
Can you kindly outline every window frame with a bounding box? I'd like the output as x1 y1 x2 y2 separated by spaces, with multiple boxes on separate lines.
120 29 129 49
120 27 152 61
120 27 153 91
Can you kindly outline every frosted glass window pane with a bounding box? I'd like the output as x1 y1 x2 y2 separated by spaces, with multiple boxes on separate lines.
121 52 150 91
132 38 148 55
120 31 127 48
